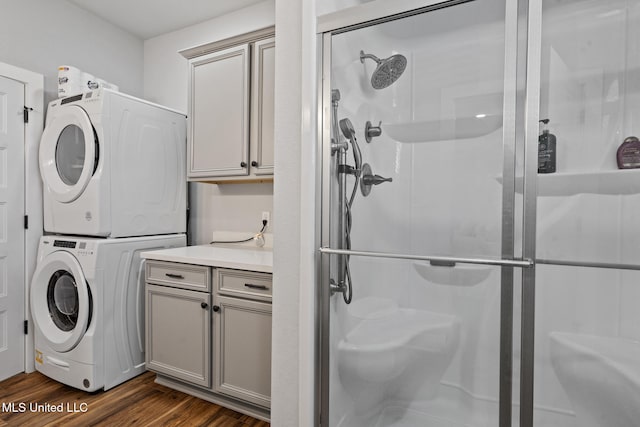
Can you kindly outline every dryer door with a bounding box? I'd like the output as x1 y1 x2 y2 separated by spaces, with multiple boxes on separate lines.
31 251 91 353
39 105 97 203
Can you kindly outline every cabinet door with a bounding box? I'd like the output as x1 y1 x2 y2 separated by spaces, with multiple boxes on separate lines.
249 37 275 176
146 284 211 387
213 295 272 408
188 44 250 179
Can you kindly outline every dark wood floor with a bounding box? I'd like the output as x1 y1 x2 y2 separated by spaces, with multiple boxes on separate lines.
0 370 270 427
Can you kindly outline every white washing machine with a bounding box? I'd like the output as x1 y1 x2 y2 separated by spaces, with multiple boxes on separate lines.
39 88 187 238
30 234 186 391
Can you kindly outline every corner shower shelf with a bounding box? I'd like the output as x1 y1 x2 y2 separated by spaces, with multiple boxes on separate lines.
413 262 492 287
498 169 640 196
385 115 502 143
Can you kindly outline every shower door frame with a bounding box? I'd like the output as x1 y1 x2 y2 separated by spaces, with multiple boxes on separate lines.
316 0 540 426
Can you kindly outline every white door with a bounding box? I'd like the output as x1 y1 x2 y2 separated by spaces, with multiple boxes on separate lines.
0 76 25 381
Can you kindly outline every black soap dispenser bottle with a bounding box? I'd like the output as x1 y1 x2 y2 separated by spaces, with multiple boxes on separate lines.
538 119 556 174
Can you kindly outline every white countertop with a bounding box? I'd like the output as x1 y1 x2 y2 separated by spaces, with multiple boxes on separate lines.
141 244 273 273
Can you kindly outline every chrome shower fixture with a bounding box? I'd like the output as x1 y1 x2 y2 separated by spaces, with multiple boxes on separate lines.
339 117 356 140
339 118 362 174
365 120 382 143
360 163 392 197
331 88 341 104
360 50 407 89
330 89 348 155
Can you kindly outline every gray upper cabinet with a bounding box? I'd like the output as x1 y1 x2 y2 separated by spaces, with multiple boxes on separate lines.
183 29 275 183
187 45 251 179
249 37 275 176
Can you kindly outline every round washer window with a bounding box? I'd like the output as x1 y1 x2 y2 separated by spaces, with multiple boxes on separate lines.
55 125 86 186
47 270 79 331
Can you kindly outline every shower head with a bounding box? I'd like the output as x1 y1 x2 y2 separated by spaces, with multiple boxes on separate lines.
360 50 407 90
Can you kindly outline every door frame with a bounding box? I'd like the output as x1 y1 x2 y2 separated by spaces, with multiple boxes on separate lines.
0 62 44 374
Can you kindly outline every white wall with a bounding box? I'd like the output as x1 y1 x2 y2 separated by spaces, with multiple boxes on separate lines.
0 0 142 375
0 0 143 104
272 0 317 425
143 0 275 245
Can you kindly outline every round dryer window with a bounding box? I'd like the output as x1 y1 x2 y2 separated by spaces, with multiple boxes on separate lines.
55 125 86 186
30 251 92 352
39 105 97 203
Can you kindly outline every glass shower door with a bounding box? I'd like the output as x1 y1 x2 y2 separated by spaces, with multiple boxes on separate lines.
532 0 640 426
319 0 529 426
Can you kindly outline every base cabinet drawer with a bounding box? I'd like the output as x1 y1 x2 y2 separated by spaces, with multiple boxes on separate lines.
145 284 211 387
217 268 272 301
146 260 212 291
213 295 272 408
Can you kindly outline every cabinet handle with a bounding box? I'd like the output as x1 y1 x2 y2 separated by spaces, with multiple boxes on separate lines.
244 283 270 291
240 161 247 168
212 305 220 312
251 160 258 167
201 302 208 309
165 273 184 279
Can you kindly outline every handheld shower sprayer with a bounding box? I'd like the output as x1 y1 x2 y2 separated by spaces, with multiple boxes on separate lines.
331 116 364 305
339 118 362 174
330 89 348 154
332 114 393 305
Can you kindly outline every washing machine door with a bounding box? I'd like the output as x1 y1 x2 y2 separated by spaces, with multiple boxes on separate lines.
31 250 91 352
39 105 97 203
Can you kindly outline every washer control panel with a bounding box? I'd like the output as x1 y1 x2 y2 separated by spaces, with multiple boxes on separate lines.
46 238 95 256
53 239 76 248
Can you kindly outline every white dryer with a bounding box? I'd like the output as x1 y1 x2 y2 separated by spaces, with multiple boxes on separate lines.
30 234 186 391
39 89 187 238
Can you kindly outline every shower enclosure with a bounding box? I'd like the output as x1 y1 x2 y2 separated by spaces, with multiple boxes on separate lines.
317 0 640 426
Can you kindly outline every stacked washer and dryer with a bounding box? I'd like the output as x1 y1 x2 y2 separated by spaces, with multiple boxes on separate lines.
31 88 187 391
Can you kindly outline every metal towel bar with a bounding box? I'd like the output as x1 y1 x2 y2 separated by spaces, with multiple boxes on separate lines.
319 247 534 268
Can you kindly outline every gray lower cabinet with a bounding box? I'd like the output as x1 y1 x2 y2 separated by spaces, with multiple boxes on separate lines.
144 260 272 418
214 295 272 408
145 284 211 387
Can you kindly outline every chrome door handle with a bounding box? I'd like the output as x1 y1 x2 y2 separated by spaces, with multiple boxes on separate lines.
244 283 270 290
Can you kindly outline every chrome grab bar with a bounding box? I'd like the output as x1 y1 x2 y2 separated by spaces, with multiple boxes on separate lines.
319 247 534 268
536 258 640 271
